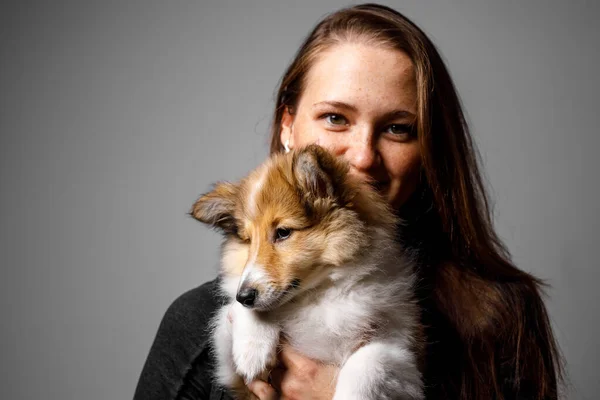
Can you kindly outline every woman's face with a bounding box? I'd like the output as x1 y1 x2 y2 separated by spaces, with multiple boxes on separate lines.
280 43 421 209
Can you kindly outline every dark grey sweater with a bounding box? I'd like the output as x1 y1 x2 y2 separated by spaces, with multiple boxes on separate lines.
133 278 234 400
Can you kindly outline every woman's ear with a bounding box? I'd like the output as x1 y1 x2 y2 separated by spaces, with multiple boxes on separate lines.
280 106 295 150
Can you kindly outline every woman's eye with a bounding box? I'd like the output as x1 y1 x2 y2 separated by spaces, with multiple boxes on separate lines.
385 124 415 137
275 227 292 242
324 113 348 126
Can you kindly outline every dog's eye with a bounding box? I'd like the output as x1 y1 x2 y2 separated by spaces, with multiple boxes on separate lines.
274 227 292 242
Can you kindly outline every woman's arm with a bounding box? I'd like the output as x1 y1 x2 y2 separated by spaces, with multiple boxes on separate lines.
133 279 234 400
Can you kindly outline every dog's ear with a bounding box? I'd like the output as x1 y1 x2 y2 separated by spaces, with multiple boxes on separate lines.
190 182 238 235
292 144 338 200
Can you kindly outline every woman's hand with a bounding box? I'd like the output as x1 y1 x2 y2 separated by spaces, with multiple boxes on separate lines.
248 344 338 400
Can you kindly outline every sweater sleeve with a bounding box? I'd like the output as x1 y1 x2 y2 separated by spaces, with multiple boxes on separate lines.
133 278 235 400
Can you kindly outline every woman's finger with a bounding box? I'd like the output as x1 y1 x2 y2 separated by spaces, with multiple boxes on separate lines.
247 380 279 400
268 366 286 392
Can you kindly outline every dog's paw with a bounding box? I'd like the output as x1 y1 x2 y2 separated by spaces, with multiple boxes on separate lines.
232 336 277 383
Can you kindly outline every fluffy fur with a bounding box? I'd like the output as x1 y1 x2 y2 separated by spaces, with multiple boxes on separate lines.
191 145 424 399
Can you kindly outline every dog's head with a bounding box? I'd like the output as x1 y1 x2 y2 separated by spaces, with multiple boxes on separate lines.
190 144 396 311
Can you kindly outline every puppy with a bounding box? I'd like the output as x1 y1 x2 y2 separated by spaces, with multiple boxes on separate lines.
191 145 424 399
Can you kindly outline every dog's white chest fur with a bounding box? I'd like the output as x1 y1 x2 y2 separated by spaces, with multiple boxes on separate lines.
278 278 396 364
214 257 423 400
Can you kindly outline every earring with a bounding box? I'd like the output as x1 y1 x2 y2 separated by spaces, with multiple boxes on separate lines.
284 139 291 153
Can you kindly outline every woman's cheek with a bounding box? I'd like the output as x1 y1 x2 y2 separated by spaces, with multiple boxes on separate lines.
294 119 331 148
305 127 344 154
293 115 349 156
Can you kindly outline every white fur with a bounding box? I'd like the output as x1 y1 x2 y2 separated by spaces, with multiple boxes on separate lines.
212 306 237 385
246 167 267 216
334 339 422 400
239 263 267 289
230 302 279 383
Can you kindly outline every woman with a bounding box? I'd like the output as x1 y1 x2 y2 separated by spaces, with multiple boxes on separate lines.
134 4 563 400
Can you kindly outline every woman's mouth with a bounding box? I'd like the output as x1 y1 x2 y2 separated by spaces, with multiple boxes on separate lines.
348 170 388 194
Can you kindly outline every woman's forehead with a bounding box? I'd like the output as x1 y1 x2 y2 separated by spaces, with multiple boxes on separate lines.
301 43 417 114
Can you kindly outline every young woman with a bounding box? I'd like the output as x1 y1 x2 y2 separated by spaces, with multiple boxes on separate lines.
134 4 563 400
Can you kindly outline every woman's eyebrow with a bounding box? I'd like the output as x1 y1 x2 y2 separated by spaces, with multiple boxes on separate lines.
312 100 358 112
313 100 415 120
381 110 416 121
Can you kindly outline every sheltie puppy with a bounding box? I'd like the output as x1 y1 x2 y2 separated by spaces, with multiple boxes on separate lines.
191 144 423 400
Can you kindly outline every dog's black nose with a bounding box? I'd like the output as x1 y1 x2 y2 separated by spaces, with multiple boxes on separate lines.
236 287 258 307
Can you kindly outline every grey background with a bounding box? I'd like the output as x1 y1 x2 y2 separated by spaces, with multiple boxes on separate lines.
1 0 597 399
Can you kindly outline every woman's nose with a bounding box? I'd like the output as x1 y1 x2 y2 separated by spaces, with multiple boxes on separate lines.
345 136 381 172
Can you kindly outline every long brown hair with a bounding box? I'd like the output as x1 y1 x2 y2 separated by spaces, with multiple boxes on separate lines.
268 4 564 399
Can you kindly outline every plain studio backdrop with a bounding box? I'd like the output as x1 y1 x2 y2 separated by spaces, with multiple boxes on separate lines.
1 1 598 399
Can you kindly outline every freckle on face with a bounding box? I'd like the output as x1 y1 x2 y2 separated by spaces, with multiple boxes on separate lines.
283 43 422 209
